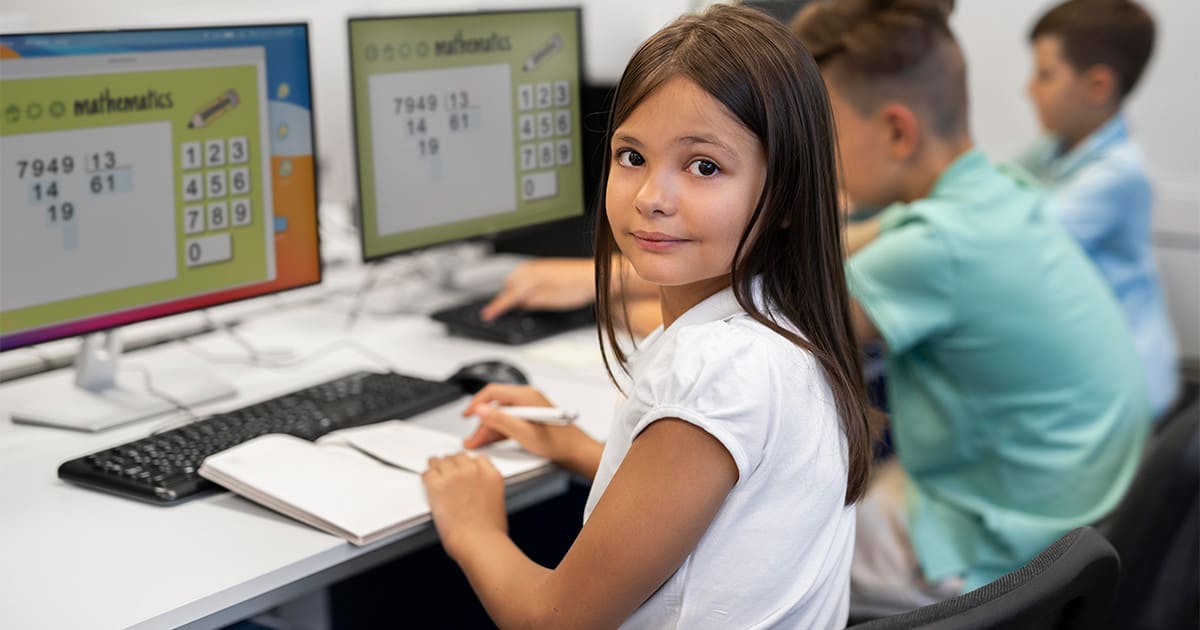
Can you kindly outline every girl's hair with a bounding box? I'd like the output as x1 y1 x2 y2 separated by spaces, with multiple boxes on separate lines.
593 3 875 505
791 0 967 138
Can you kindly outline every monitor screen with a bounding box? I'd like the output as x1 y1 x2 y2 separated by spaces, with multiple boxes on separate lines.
0 24 321 351
349 8 586 261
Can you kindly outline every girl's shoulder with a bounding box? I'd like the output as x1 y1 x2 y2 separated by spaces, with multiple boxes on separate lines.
659 314 822 383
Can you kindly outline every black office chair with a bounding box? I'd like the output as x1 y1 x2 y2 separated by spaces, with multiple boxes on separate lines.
846 527 1119 630
1094 387 1200 630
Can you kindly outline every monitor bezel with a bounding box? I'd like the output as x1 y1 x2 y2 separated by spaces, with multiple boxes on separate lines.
0 21 324 353
347 6 588 264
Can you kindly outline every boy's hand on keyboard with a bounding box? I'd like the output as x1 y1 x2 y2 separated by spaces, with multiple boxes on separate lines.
480 258 595 321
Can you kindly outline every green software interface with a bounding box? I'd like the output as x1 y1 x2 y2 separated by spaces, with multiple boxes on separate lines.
349 8 586 260
0 46 277 343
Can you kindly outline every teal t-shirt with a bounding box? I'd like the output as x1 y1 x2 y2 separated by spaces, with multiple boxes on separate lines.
847 149 1149 590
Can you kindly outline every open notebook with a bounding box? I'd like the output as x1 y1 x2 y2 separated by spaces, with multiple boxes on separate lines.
199 421 550 545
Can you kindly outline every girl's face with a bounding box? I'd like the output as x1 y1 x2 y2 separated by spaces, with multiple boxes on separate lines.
606 76 766 304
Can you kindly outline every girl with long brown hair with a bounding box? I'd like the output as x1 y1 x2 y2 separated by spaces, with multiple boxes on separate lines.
421 5 873 627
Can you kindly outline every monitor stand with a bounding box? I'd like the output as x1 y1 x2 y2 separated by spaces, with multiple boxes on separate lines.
10 331 235 432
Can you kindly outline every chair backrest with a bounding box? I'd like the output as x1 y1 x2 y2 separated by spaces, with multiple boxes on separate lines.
1095 387 1200 629
847 527 1120 630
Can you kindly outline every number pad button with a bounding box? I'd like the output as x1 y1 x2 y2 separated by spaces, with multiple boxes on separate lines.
556 139 573 166
521 171 558 201
204 139 226 167
554 80 570 107
183 204 205 235
229 167 250 195
538 142 555 169
181 142 202 170
536 82 552 109
537 112 553 139
228 137 249 164
517 84 534 111
182 173 204 202
520 144 538 171
554 110 571 137
207 200 229 231
206 170 227 199
231 197 253 227
518 114 535 141
185 233 232 268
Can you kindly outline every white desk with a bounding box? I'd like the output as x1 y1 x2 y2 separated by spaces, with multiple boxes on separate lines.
0 301 614 630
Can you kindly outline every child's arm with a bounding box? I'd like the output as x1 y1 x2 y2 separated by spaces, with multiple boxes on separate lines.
481 258 597 321
480 255 658 321
424 418 738 628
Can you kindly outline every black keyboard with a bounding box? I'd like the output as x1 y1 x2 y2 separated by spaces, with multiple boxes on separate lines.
58 371 464 505
431 297 595 345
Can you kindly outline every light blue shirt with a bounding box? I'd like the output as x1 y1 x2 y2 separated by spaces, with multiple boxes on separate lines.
1014 115 1179 415
847 149 1149 590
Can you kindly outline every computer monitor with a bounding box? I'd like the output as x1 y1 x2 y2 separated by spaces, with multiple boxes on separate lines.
348 8 587 263
0 23 321 430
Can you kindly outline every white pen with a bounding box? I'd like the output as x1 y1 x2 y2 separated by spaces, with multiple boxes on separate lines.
494 405 579 425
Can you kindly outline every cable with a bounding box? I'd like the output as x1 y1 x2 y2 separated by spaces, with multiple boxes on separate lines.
154 336 397 434
345 242 493 321
158 337 400 436
182 334 395 372
187 312 296 366
252 337 396 372
117 364 201 435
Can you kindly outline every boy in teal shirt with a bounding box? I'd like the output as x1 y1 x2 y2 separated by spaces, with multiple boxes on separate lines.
793 0 1149 616
1018 0 1178 415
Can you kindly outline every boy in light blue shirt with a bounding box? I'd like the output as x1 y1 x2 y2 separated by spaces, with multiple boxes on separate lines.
1017 0 1178 415
793 0 1149 616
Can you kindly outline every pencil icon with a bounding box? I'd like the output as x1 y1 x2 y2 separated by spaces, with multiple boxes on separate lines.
188 89 240 129
522 34 563 72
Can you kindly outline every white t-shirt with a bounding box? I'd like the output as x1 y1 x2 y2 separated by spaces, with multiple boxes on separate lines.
584 284 856 629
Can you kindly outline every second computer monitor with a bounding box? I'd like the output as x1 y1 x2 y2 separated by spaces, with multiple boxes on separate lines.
349 8 586 261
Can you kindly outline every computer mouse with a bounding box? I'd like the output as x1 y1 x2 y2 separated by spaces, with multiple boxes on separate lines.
447 360 530 393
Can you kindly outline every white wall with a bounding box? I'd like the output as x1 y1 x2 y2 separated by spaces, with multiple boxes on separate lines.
5 0 1196 358
953 0 1200 360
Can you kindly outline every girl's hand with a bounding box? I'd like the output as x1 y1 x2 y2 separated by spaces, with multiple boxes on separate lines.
461 384 567 455
422 452 507 558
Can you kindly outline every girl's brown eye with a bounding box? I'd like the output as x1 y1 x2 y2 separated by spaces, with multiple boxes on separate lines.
689 159 719 177
616 149 645 167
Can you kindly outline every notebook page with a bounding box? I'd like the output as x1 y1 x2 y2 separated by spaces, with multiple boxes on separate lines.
200 434 430 543
330 421 549 477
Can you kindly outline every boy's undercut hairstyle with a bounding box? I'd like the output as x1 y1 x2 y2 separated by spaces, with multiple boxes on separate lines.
1030 0 1156 99
594 3 876 504
790 0 968 139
